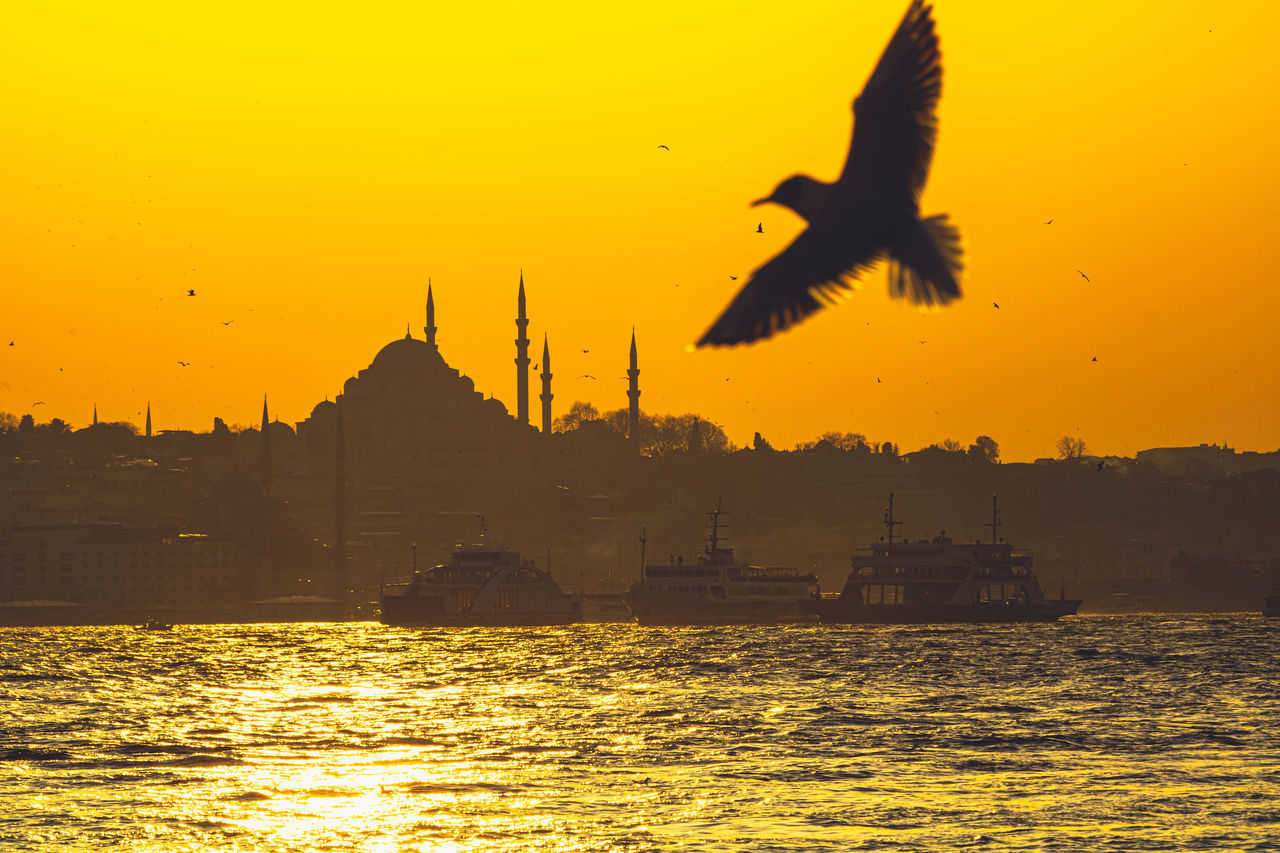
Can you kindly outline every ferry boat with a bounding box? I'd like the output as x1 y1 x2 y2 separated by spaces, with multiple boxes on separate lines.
380 535 579 627
813 494 1081 624
625 501 820 625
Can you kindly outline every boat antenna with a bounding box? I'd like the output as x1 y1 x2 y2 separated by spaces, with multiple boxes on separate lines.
884 493 900 552
985 493 1002 545
707 497 725 555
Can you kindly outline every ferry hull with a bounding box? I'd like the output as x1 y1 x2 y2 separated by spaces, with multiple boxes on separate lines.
380 594 578 627
626 593 817 626
812 599 1082 624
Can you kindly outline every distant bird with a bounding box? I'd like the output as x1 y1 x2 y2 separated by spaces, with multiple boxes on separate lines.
580 374 596 380
730 275 738 280
658 145 670 150
7 341 12 346
876 377 881 383
177 361 189 366
221 320 234 326
1077 270 1090 282
756 222 764 234
581 349 589 354
993 301 999 308
32 401 45 406
187 289 196 296
1045 219 1053 225
1091 356 1097 362
699 0 962 347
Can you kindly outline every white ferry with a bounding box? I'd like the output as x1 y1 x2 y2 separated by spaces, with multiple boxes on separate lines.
813 494 1082 624
380 535 578 627
625 501 820 625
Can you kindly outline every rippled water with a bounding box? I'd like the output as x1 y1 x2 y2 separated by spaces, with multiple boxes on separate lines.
2 616 1278 851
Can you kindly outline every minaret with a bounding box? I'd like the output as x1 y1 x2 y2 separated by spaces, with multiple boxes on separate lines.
92 404 98 426
260 394 271 497
539 334 553 434
627 328 640 448
425 279 437 349
334 396 348 612
145 403 152 438
515 272 531 425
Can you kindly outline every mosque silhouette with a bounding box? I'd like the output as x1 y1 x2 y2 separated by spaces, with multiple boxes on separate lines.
294 275 642 472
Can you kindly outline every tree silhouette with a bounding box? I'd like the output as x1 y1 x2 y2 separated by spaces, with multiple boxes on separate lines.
553 401 600 433
968 435 1000 463
1056 436 1089 459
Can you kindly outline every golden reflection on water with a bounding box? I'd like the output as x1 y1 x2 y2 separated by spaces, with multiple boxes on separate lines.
1 619 1278 850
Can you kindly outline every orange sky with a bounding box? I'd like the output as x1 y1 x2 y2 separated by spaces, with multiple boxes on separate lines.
3 0 1278 461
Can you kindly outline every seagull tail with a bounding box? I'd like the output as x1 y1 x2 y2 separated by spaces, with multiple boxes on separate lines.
887 214 964 306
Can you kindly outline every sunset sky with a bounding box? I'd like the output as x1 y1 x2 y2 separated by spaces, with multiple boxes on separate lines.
3 0 1278 462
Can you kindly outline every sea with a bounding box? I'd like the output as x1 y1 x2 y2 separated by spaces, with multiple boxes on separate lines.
2 615 1278 852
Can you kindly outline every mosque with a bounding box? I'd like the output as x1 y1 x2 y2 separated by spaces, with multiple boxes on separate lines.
295 275 641 472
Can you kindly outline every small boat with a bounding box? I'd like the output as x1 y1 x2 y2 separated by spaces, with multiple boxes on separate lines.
812 494 1082 624
136 618 174 631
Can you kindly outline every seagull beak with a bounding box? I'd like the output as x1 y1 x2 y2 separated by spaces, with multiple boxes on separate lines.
749 196 770 208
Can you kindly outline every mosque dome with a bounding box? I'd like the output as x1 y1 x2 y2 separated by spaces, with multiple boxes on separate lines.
266 420 296 439
309 399 337 420
371 333 445 372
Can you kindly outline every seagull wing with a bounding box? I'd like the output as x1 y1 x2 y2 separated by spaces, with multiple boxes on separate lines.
697 215 884 346
837 0 942 201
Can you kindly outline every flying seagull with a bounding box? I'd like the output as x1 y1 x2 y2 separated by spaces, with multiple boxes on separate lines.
756 222 764 234
1045 219 1053 225
698 0 962 347
658 145 670 150
187 289 196 296
1077 270 1090 282
993 301 999 308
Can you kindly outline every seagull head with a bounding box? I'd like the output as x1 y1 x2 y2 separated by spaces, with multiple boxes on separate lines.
750 174 829 223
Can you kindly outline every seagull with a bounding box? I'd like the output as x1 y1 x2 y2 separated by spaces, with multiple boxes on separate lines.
730 275 738 280
993 301 999 308
1077 270 1090 282
698 0 962 347
756 222 764 234
658 145 670 150
580 374 596 380
581 349 589 354
187 289 196 296
1045 219 1053 225
32 401 45 406
1091 356 1097 362
177 361 189 367
221 320 234 326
